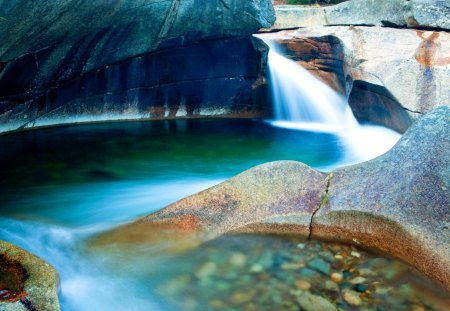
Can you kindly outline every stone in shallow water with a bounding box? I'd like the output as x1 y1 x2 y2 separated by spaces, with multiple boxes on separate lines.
330 272 344 283
343 290 362 306
308 258 331 275
297 291 337 311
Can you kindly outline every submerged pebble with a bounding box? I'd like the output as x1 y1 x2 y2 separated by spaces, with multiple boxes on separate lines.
151 236 448 311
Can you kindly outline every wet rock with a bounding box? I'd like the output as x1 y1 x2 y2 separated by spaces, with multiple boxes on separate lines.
343 290 362 306
295 280 311 290
354 283 369 293
308 258 331 275
195 262 217 279
330 272 344 283
0 240 60 311
351 276 367 284
296 291 337 311
229 253 247 267
0 0 275 133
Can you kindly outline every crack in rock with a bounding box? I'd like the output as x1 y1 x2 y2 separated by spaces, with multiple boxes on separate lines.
308 172 333 240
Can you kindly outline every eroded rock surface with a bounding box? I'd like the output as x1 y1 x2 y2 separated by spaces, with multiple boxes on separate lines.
0 240 60 311
0 0 275 133
91 106 450 291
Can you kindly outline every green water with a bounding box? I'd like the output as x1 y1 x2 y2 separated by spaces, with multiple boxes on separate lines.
0 119 341 226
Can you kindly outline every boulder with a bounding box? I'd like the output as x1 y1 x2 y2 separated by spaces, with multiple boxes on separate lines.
91 106 450 291
90 161 328 252
312 105 450 292
0 240 60 311
271 0 449 30
0 0 275 133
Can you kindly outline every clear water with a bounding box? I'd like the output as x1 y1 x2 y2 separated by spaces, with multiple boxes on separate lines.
0 119 343 310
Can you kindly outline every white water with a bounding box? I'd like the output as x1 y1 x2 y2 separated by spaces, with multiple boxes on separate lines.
264 40 401 169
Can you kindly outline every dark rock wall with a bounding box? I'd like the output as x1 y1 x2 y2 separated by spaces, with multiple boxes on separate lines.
0 0 275 133
1 36 270 132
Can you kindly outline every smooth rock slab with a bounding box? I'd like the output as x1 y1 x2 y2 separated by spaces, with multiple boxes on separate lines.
312 105 450 291
90 161 328 252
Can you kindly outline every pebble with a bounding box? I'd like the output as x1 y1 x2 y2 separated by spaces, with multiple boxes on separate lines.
343 290 362 306
281 262 304 270
230 252 247 267
325 280 339 291
354 284 369 293
351 251 361 258
297 243 306 249
351 276 367 284
249 264 263 273
330 272 344 283
308 258 331 275
300 268 319 277
230 291 254 305
194 262 216 279
334 254 344 261
295 280 311 290
297 291 337 311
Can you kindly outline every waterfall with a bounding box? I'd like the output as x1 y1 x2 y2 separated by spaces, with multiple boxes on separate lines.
263 39 401 168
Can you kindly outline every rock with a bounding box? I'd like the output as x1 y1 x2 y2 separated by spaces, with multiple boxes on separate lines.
343 290 362 306
350 276 367 284
90 161 327 252
229 252 247 267
300 268 320 277
271 0 449 30
295 280 311 290
296 291 337 311
330 272 344 283
350 251 360 258
308 258 331 275
259 26 450 131
404 0 450 30
249 264 264 273
194 262 216 279
325 280 339 291
0 240 60 311
354 283 369 293
0 0 275 133
313 106 450 291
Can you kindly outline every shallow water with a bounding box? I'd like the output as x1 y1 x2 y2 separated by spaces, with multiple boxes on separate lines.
0 119 445 310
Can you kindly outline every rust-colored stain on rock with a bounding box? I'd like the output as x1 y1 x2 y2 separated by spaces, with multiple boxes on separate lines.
0 255 28 303
415 32 450 67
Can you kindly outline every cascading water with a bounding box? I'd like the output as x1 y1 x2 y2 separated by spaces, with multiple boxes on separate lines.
263 39 401 168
